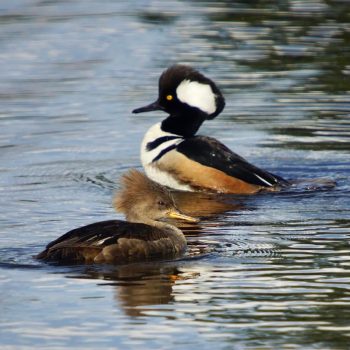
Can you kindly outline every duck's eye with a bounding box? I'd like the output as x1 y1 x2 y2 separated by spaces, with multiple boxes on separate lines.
157 200 166 207
166 94 173 101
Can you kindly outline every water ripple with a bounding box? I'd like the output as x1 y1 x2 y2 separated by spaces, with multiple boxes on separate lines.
1 0 350 349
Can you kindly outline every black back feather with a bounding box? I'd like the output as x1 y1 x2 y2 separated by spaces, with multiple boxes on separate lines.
176 136 287 187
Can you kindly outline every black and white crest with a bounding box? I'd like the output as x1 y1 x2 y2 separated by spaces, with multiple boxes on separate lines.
158 65 225 119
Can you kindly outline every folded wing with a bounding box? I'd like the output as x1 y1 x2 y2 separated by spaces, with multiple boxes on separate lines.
176 136 286 188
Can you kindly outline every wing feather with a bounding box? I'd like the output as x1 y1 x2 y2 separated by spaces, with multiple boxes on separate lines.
44 220 166 250
37 221 171 262
176 136 286 187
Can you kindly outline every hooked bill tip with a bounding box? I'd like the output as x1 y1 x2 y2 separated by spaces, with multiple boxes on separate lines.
132 107 142 114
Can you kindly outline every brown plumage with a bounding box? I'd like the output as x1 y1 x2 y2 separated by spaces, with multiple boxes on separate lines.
113 169 175 221
156 149 265 194
36 170 198 264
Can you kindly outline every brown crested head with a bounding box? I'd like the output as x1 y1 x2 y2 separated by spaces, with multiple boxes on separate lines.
113 169 176 221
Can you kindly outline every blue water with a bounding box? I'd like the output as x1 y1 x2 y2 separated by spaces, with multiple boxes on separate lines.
1 1 350 349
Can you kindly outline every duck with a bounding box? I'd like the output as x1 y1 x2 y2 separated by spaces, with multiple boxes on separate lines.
36 169 198 264
133 64 288 194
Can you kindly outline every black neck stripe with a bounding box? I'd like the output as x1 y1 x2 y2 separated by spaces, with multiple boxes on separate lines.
146 136 181 151
152 144 178 162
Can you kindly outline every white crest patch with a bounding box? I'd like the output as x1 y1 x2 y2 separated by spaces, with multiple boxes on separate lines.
176 79 216 115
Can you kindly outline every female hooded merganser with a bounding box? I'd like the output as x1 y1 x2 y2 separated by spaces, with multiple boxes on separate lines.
133 65 288 194
36 169 198 264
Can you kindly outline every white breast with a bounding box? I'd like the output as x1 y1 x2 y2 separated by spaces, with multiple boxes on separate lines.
140 123 193 191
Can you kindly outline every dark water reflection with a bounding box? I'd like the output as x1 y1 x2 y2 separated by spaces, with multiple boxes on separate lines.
1 0 350 349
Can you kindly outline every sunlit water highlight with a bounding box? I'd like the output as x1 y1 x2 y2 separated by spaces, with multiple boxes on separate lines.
0 1 349 349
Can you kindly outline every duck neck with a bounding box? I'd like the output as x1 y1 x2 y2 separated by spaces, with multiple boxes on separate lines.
126 213 184 236
126 213 168 229
126 212 155 226
125 213 187 252
161 110 206 138
151 220 187 249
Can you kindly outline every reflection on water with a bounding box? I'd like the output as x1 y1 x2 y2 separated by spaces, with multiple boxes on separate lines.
172 190 243 217
72 263 199 318
1 0 350 349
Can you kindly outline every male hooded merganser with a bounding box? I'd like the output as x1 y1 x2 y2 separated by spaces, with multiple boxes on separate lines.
133 65 288 194
36 169 197 264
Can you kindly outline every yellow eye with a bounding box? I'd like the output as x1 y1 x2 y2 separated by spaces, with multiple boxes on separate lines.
166 94 173 101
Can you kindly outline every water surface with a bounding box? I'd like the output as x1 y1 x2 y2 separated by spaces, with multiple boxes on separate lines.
1 1 350 349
